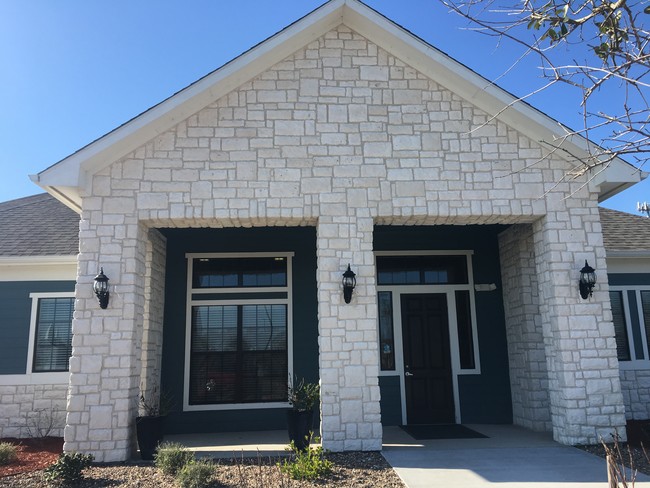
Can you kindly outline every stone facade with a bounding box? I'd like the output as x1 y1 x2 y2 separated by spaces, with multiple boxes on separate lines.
499 224 552 432
0 383 68 438
60 25 626 461
621 369 650 420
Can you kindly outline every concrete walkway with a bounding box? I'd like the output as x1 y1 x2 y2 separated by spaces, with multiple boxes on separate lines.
383 424 650 487
166 425 650 487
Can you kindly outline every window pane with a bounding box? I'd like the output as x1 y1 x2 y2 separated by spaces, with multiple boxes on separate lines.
455 290 476 369
189 304 287 405
192 257 287 288
378 292 395 371
33 297 74 372
610 291 631 361
640 291 650 360
242 305 287 351
376 255 468 285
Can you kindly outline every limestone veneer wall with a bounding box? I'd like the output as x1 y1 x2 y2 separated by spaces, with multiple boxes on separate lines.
621 368 650 420
499 224 552 432
0 383 68 438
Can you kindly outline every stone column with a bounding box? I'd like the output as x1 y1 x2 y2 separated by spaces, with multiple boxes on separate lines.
532 205 626 444
65 204 148 462
499 224 552 432
317 216 382 451
140 229 167 407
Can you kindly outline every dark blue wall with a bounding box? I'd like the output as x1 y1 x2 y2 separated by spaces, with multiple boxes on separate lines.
609 273 650 286
159 227 318 434
0 281 75 374
374 225 513 425
379 376 402 425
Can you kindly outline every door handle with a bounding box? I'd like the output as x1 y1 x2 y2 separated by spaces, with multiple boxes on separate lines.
405 372 414 377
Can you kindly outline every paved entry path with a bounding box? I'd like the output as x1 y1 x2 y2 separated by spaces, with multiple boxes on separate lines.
382 424 650 487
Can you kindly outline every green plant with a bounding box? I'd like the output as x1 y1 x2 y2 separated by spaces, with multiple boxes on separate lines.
43 451 93 485
279 436 332 481
0 442 17 465
288 377 319 411
176 459 215 488
139 385 174 417
154 441 195 476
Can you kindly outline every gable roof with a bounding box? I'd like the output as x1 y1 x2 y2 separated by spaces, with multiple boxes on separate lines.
31 0 644 212
0 193 79 257
599 207 650 256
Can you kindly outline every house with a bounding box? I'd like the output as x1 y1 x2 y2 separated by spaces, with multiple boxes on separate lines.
6 0 645 461
0 193 79 438
599 207 650 421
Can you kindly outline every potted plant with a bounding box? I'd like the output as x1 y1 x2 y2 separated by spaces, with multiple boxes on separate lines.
136 387 171 460
287 377 319 450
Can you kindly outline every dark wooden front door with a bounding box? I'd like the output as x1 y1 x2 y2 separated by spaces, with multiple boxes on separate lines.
401 293 455 424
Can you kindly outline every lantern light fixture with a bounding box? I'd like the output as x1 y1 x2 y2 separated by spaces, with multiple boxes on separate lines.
93 267 110 309
579 260 596 300
342 264 356 304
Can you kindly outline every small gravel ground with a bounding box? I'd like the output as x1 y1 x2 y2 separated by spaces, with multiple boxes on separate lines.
0 451 406 487
578 443 650 481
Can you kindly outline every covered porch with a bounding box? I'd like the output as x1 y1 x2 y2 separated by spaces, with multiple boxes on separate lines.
163 424 648 487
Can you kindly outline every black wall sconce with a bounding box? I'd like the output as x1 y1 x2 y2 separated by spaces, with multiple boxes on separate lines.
93 267 110 309
342 264 357 304
579 260 596 299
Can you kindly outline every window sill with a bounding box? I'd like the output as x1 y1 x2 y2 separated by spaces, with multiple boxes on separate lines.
0 371 69 385
619 360 650 371
183 401 290 412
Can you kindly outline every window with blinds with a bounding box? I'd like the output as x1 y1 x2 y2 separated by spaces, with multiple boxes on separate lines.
33 297 74 372
186 254 291 407
609 290 631 361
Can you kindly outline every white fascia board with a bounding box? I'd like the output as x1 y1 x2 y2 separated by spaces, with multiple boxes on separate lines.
0 256 78 281
0 255 78 266
607 251 650 258
589 160 647 202
34 0 346 199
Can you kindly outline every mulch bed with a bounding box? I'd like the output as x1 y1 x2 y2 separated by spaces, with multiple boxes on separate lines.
0 437 63 477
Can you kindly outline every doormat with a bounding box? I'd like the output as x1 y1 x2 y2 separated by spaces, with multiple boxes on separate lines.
400 424 488 440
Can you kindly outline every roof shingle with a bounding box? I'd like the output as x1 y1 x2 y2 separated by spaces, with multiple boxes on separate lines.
0 193 79 257
599 207 650 253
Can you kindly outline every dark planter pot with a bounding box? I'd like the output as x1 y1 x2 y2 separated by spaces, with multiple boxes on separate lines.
136 415 165 460
627 419 650 446
287 409 314 450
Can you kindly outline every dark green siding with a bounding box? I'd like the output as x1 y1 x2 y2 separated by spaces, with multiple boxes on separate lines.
0 281 75 375
609 273 650 286
374 225 513 425
159 227 318 434
379 376 402 425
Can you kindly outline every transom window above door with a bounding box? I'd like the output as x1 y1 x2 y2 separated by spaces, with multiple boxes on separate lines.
185 253 293 411
376 255 468 285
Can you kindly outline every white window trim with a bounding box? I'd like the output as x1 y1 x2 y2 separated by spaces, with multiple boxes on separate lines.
21 292 75 382
374 251 480 425
183 252 294 412
611 285 650 370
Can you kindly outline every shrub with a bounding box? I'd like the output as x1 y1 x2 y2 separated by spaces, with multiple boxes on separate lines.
279 438 332 481
176 459 215 488
0 442 18 465
154 441 195 476
43 451 93 484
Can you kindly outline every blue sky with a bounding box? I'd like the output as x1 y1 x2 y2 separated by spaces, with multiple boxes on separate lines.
1 0 646 214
